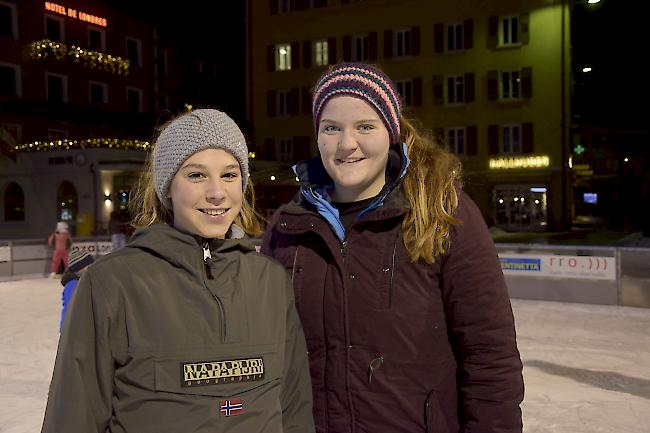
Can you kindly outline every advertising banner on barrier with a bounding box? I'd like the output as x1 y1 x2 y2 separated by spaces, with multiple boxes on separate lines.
499 253 616 281
0 246 10 263
70 242 112 257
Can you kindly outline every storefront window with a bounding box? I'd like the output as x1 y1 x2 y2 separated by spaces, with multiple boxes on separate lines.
494 185 547 230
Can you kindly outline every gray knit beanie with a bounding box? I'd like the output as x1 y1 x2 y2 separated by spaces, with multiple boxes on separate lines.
153 109 249 209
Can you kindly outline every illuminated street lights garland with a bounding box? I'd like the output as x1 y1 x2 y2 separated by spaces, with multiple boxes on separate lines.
11 138 151 153
29 39 130 76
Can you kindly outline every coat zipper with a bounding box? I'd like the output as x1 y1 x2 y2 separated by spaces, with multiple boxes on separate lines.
203 243 227 342
368 356 384 384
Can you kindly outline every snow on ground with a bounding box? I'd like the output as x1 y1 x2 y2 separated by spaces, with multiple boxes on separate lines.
1 277 649 433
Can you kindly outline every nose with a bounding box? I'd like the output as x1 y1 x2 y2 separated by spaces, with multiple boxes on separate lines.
338 128 358 152
205 178 226 203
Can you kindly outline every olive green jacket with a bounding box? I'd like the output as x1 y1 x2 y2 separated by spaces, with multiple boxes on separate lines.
42 223 314 433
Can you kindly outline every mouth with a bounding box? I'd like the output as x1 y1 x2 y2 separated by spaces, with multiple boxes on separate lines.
198 208 229 217
335 157 365 164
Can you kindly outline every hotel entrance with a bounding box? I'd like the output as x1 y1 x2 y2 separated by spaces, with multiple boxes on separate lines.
493 185 548 231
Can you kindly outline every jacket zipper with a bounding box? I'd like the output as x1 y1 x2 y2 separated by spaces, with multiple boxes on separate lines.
368 356 384 384
203 243 227 342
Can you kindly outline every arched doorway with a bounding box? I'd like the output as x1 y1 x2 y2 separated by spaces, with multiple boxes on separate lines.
57 181 77 234
4 182 25 221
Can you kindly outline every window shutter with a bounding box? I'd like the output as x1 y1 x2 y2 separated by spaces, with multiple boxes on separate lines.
411 26 420 56
464 72 475 103
434 23 444 53
433 128 444 146
267 90 277 117
328 37 337 64
264 138 275 160
488 125 499 155
296 0 309 11
463 19 473 50
467 125 478 155
290 42 299 69
302 86 312 115
342 35 352 62
432 75 443 105
293 136 312 160
523 122 534 153
383 30 393 59
488 16 498 49
368 32 378 60
290 88 300 115
303 41 312 68
267 45 275 72
487 70 498 101
269 0 278 15
520 13 530 45
413 77 422 107
522 67 532 99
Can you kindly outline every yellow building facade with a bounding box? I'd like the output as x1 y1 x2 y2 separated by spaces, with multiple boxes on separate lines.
246 0 571 230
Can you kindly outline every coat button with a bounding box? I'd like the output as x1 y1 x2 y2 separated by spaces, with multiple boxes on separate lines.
280 222 287 228
349 273 356 279
383 266 390 273
309 222 315 228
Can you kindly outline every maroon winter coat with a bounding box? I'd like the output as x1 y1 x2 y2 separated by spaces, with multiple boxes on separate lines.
261 154 524 433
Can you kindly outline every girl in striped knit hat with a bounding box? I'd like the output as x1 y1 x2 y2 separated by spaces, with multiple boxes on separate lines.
262 63 524 433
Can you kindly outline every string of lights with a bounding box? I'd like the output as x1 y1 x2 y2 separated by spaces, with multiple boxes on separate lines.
29 39 130 75
11 138 151 153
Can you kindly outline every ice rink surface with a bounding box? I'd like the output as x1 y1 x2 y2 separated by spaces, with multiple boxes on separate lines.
1 277 649 433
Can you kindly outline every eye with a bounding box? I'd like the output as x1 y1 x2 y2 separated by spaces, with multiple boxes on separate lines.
358 123 375 132
321 124 340 133
222 171 240 181
186 171 206 180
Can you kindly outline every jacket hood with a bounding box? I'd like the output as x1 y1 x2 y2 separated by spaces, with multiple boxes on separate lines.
126 223 255 272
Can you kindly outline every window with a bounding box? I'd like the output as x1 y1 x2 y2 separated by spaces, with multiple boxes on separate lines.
0 62 20 97
278 0 296 13
277 138 294 162
127 87 143 113
89 81 107 104
0 123 21 150
500 70 521 100
126 37 142 68
314 40 328 66
45 15 64 42
46 73 67 103
396 80 412 107
502 124 522 154
275 43 292 71
0 1 18 39
395 29 412 57
352 34 369 62
4 182 24 221
88 27 105 51
447 127 466 155
446 75 464 104
500 16 519 45
277 90 292 116
446 23 463 51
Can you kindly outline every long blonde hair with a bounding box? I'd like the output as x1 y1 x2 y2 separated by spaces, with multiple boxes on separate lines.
400 116 461 263
130 144 263 237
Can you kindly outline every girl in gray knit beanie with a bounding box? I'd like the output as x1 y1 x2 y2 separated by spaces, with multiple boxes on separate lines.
130 109 262 237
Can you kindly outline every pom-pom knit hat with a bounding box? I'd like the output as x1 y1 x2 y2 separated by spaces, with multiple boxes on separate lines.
312 63 402 144
67 250 94 273
153 109 249 209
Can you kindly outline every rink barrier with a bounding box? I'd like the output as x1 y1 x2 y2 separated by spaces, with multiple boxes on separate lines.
1 238 649 308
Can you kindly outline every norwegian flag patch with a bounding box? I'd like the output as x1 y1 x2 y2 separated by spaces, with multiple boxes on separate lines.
220 398 245 417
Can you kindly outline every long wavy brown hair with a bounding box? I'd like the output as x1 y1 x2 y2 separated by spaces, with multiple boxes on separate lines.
400 116 462 263
129 130 263 237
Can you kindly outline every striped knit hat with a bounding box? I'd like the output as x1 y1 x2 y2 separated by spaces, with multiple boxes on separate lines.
312 63 402 144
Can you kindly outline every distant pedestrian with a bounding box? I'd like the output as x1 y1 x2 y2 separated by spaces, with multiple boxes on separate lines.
109 210 128 252
47 221 72 277
59 249 94 331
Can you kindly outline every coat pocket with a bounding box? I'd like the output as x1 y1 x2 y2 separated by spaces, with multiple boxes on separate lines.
425 389 453 433
153 342 281 397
